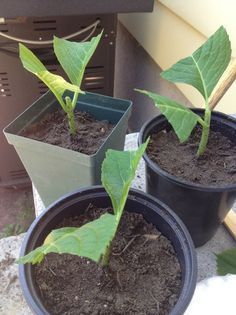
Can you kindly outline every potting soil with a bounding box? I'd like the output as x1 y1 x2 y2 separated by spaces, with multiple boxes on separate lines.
34 205 181 315
148 126 236 186
21 110 113 155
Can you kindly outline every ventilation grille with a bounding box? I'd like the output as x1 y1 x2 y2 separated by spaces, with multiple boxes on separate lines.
33 19 57 32
0 72 11 97
0 22 8 33
83 66 105 91
10 169 28 180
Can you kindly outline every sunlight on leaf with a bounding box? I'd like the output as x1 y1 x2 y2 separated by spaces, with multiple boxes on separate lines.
19 43 83 110
53 32 102 87
18 213 116 264
161 26 231 100
102 139 149 218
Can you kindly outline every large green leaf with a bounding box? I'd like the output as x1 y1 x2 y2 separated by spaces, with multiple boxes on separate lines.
101 140 149 219
53 32 102 87
18 144 148 265
18 213 117 264
136 89 199 142
161 26 231 100
216 248 236 276
19 43 82 109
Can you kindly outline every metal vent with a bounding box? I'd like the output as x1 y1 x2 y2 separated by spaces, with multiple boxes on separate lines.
0 22 8 33
33 19 56 24
10 169 28 180
33 19 57 32
0 72 11 97
83 66 105 91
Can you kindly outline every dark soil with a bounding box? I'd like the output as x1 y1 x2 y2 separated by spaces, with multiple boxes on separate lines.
148 126 236 186
34 205 181 315
21 110 113 155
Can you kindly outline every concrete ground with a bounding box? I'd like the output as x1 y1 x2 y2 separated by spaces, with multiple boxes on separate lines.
0 186 34 239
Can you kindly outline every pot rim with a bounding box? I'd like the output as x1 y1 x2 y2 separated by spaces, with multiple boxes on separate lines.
138 109 236 192
19 186 197 315
3 90 132 158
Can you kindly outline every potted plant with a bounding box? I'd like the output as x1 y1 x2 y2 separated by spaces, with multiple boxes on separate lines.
3 32 132 207
18 143 197 315
136 26 236 247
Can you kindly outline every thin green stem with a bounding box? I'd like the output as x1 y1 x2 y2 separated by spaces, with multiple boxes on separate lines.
102 245 111 267
65 96 77 135
67 111 77 135
197 106 211 156
197 116 208 129
72 92 79 110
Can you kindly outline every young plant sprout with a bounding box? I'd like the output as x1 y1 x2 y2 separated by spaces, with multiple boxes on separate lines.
19 32 102 135
17 139 149 266
136 26 231 156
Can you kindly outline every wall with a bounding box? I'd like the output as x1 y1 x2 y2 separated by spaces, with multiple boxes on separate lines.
114 22 191 132
119 0 236 114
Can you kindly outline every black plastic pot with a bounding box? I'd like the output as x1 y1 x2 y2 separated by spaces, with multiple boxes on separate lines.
19 186 197 315
138 109 236 247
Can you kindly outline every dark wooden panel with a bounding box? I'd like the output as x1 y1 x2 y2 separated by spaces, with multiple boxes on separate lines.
0 0 154 18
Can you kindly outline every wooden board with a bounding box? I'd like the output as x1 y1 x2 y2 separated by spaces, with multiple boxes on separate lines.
224 210 236 240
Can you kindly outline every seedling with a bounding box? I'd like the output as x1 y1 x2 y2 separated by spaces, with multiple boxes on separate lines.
19 32 102 135
18 139 149 266
136 26 231 156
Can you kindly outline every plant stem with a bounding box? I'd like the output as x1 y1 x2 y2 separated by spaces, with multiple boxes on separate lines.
65 96 77 135
197 108 211 156
72 92 79 110
67 110 77 135
102 245 111 266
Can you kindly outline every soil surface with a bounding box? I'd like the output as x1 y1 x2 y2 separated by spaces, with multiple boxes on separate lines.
148 126 236 186
21 110 113 155
34 205 181 315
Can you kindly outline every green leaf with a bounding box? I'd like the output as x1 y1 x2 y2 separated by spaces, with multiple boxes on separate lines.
216 248 236 276
102 139 149 218
18 213 117 264
17 245 48 265
53 32 102 87
161 26 231 100
136 89 199 142
19 43 83 110
18 144 148 265
38 71 83 95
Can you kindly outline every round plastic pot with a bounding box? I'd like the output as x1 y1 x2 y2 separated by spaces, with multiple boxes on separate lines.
138 109 236 247
19 186 197 315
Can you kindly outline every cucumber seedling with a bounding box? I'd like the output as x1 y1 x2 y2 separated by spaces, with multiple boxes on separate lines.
136 26 232 156
19 32 102 135
18 139 149 266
